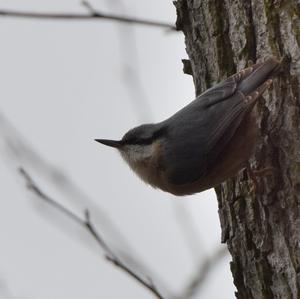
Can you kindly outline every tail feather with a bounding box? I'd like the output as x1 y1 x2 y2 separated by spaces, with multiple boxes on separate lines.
237 57 280 95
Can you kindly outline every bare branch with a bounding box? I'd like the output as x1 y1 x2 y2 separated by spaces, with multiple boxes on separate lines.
19 165 228 299
0 7 176 31
2 112 228 298
81 0 97 14
0 112 154 271
19 167 164 299
0 112 172 296
19 167 83 227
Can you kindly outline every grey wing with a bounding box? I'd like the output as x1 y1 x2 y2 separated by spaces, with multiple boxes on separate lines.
163 80 248 185
162 58 279 185
200 76 237 106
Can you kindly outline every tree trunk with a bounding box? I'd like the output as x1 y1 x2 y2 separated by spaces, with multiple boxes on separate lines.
174 1 300 298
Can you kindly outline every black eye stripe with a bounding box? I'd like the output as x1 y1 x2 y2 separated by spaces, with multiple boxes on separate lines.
153 127 166 139
122 125 167 145
125 138 152 145
137 139 153 145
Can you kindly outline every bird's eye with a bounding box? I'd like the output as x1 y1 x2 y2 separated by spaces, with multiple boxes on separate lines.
129 137 139 144
139 138 153 145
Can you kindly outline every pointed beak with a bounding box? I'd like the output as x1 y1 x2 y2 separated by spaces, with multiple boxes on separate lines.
95 139 122 149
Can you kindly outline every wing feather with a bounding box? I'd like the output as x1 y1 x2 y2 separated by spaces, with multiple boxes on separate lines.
162 58 279 185
162 84 247 185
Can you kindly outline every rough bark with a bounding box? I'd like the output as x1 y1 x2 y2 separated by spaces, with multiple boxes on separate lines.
175 1 300 298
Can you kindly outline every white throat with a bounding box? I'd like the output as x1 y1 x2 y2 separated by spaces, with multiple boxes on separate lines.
120 144 153 164
119 142 162 188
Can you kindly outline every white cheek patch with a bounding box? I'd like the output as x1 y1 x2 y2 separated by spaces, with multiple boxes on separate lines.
121 144 153 163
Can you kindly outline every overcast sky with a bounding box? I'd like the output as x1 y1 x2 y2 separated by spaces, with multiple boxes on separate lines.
0 1 234 298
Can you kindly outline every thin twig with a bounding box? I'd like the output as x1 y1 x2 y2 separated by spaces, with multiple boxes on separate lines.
0 7 176 31
19 167 164 299
0 112 172 296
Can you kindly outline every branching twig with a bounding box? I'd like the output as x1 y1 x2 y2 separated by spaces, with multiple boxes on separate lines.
0 112 162 276
19 167 164 299
0 112 172 296
0 5 176 31
19 166 228 299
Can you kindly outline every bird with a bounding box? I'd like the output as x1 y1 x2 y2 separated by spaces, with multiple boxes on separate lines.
95 57 280 196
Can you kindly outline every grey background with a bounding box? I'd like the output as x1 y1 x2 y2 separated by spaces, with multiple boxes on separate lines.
0 0 234 298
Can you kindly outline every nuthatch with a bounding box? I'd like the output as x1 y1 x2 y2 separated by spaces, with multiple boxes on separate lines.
96 57 279 196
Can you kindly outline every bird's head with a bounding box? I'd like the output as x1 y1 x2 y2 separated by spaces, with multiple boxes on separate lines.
95 123 166 166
